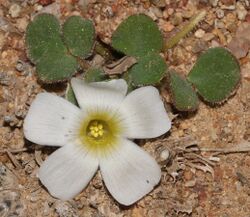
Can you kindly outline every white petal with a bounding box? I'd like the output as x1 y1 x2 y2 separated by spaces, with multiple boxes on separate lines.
71 78 127 110
38 143 98 200
119 86 171 139
24 93 81 146
100 139 161 206
91 79 128 96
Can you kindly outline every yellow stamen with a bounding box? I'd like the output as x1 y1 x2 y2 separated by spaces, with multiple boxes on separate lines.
93 132 99 138
88 121 105 138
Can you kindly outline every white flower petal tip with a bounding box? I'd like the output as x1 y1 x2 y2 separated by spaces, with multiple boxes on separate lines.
119 86 172 139
70 78 127 110
100 140 161 206
23 92 81 147
38 144 98 200
71 78 128 95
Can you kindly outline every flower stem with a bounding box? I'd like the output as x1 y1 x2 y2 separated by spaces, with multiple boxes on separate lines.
164 10 207 50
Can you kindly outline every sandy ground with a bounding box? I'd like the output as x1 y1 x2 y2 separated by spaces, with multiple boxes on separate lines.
0 0 250 216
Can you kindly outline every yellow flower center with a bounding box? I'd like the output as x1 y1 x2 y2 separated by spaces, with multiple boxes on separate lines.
87 120 106 138
78 111 123 156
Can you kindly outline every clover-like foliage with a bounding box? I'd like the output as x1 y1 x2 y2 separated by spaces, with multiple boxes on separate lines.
63 16 95 58
25 14 95 83
128 53 167 86
168 71 199 111
111 14 166 86
112 14 163 58
187 47 241 103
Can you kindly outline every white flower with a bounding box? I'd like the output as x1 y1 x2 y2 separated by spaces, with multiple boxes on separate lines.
23 78 171 205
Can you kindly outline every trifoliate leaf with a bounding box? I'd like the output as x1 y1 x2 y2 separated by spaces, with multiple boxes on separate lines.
63 16 95 58
111 14 163 57
168 71 199 111
25 13 61 63
187 47 241 103
128 52 167 86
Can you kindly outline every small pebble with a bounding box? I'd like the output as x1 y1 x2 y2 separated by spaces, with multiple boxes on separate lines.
236 2 248 20
183 170 193 181
167 8 174 16
214 19 225 29
216 9 224 19
162 10 169 19
210 0 218 7
161 21 174 32
151 0 166 7
192 40 208 53
0 73 11 85
203 33 215 41
221 0 235 5
15 17 28 32
171 12 183 26
160 149 170 162
194 29 205 38
9 4 21 18
150 7 163 18
221 5 236 10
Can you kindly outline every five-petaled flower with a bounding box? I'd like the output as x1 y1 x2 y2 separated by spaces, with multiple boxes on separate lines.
23 78 171 205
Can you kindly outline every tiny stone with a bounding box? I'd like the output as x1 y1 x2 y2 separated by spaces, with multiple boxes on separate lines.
236 2 247 20
203 32 215 41
180 122 189 130
183 170 193 181
150 7 163 18
151 0 166 7
15 17 28 32
226 22 237 32
0 73 11 85
170 12 183 26
160 149 170 162
194 29 205 38
221 5 236 10
9 4 21 18
184 180 196 187
4 115 14 123
38 0 54 6
182 10 194 18
16 60 26 72
216 9 225 19
214 19 225 29
162 10 169 19
221 0 235 5
209 0 218 7
161 21 174 32
192 40 208 53
167 8 174 16
34 4 43 11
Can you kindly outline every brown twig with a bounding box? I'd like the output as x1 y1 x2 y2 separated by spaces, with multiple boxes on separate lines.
0 147 28 154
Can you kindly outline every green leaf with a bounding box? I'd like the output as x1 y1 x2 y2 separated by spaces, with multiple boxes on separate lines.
187 47 241 103
127 53 167 86
25 14 79 82
111 14 163 57
84 68 107 82
25 13 61 63
168 71 199 111
65 83 78 106
36 50 78 82
63 16 95 58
